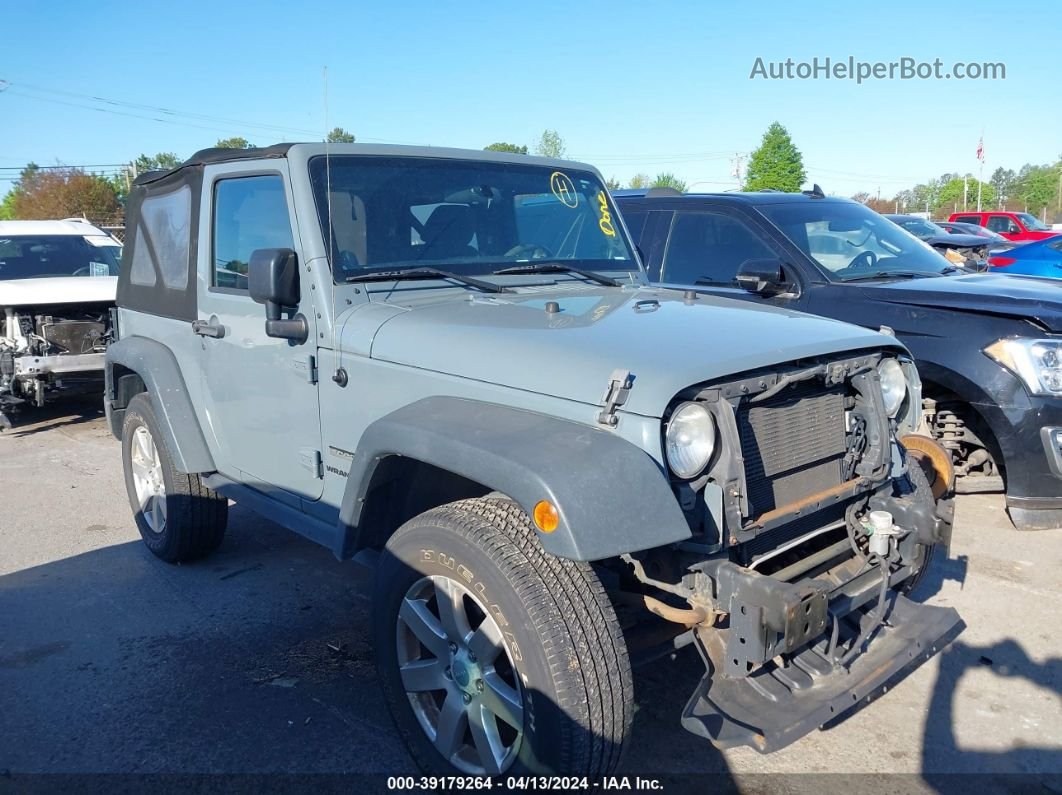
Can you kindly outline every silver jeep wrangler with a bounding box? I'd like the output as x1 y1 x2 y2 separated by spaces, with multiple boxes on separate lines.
105 143 961 776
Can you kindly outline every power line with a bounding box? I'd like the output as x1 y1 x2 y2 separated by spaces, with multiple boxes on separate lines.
1 79 429 145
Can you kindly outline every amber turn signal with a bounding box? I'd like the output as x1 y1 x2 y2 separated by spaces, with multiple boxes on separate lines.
533 500 559 533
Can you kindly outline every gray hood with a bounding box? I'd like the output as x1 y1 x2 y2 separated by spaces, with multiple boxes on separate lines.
349 286 900 418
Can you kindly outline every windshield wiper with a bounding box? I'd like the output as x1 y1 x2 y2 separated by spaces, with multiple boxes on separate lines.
491 262 621 287
839 270 940 283
345 267 508 293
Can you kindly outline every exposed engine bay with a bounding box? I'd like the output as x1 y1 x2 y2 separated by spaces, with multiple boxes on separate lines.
0 302 112 429
932 241 989 270
606 352 960 752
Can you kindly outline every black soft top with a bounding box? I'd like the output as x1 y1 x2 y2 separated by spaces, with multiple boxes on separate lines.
134 143 294 186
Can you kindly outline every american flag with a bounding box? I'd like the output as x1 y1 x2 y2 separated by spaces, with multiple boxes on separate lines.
977 137 984 162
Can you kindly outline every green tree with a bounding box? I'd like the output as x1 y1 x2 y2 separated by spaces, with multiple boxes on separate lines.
325 127 356 143
652 172 687 193
936 176 995 215
605 176 622 191
135 152 181 174
484 142 528 154
628 173 650 189
534 129 566 159
989 167 1016 209
0 190 17 220
215 137 253 149
12 166 120 224
743 122 806 192
0 163 38 219
1013 163 1058 215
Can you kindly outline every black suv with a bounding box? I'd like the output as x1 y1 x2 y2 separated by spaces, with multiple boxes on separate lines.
615 188 1062 530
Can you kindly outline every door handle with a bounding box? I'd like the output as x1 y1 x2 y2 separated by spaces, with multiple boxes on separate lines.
191 319 226 338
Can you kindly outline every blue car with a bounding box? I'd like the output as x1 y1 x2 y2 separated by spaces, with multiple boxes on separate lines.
988 235 1062 276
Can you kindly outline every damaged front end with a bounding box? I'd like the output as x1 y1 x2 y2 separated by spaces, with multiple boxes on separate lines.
0 303 113 428
625 351 963 752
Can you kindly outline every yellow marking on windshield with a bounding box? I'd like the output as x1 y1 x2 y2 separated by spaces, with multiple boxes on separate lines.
596 191 617 237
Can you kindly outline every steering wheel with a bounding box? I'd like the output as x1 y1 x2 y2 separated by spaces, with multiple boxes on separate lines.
71 267 91 277
848 250 878 270
336 250 361 271
504 243 553 260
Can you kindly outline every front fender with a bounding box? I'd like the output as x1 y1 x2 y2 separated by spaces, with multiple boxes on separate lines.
338 396 692 561
105 336 215 474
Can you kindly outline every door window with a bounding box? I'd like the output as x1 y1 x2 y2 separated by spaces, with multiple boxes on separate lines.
952 214 980 225
986 215 1019 234
212 175 294 291
661 211 774 286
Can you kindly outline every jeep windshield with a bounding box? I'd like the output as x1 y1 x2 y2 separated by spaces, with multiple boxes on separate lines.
758 202 951 282
0 235 121 280
308 156 638 282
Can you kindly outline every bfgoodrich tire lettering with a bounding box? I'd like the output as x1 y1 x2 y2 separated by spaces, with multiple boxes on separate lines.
121 393 227 563
373 497 632 776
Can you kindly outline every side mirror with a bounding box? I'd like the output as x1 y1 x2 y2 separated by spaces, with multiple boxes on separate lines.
736 258 788 295
248 248 308 343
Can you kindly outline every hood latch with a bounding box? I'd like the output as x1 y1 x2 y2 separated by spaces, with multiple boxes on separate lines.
597 369 634 427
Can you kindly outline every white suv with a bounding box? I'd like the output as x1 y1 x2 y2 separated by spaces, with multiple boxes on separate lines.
0 219 121 427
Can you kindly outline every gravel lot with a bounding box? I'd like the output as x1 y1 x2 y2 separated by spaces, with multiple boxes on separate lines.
1 400 1059 791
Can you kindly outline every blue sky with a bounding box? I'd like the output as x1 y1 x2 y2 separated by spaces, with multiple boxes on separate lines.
1 0 1057 196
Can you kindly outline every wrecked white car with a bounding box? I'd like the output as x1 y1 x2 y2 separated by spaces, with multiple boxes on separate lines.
0 220 120 428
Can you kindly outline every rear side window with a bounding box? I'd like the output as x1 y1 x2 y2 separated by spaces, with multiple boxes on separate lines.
661 211 774 286
952 214 980 224
212 176 294 290
131 185 191 288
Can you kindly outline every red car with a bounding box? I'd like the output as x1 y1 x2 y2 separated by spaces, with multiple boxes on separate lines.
948 210 1056 241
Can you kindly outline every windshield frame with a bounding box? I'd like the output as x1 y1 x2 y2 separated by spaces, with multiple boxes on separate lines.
757 200 952 283
306 154 645 286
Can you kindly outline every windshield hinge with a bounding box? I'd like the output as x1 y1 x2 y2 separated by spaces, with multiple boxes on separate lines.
292 354 318 384
597 369 634 427
298 448 323 479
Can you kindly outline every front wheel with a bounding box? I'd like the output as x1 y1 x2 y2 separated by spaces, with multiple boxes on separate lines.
373 498 632 776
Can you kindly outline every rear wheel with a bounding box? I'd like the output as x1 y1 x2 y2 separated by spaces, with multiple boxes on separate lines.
373 497 632 776
121 393 227 563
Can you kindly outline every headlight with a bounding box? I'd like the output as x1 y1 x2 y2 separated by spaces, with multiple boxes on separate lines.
665 402 716 479
877 358 907 417
984 338 1062 395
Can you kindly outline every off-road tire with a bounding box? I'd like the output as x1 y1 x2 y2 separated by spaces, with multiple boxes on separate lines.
121 393 227 563
373 497 632 777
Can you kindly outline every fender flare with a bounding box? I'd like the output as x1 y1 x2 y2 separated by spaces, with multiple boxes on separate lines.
105 336 215 474
337 396 692 561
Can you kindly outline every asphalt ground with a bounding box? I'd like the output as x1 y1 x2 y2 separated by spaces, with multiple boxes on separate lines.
1 400 1059 793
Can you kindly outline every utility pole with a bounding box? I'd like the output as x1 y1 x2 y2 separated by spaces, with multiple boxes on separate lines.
963 175 968 211
730 153 745 189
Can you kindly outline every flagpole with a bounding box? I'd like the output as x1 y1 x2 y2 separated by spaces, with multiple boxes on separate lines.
976 130 984 212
